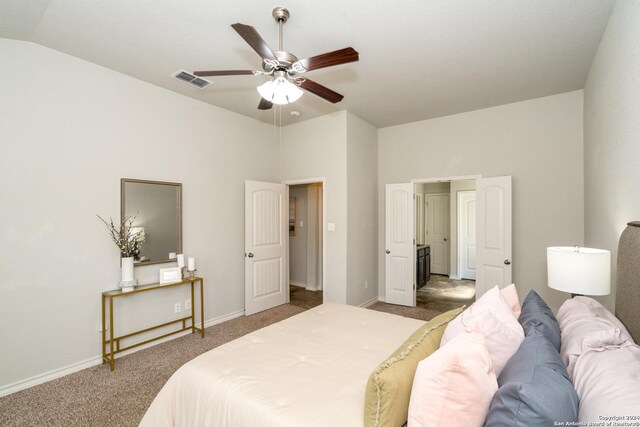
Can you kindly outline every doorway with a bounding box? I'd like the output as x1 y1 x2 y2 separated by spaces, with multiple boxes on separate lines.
287 182 324 309
414 180 476 311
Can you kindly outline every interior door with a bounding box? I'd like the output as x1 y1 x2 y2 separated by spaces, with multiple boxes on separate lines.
245 180 288 316
475 176 512 297
458 191 477 280
385 183 415 307
425 194 450 275
415 191 424 245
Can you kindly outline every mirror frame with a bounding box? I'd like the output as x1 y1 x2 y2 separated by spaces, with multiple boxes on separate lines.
120 178 183 267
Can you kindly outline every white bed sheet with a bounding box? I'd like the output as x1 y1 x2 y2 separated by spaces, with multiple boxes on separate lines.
140 303 425 427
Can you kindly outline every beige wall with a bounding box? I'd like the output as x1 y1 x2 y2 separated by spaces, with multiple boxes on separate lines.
280 111 349 303
584 0 640 312
346 112 379 306
378 91 585 311
0 39 279 391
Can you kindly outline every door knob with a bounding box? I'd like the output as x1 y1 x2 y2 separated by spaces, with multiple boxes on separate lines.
504 259 511 265
385 250 390 254
248 253 254 258
444 237 447 241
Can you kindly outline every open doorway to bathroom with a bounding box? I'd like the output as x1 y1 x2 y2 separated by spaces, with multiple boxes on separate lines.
288 182 324 309
414 179 476 312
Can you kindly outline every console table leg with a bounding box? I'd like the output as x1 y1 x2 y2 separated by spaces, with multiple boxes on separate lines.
101 296 106 364
200 279 205 338
190 282 195 334
109 296 115 371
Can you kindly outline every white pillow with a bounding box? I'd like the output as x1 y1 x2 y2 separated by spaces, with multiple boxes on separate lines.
408 332 497 427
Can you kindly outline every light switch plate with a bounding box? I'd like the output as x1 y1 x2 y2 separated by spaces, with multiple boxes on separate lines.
328 222 336 232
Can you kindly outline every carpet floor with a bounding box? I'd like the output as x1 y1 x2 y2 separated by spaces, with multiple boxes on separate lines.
0 302 440 427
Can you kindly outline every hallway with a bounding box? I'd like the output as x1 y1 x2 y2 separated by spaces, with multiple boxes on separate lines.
417 275 476 312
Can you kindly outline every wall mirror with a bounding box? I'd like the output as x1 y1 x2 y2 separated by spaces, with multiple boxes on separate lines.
121 178 182 266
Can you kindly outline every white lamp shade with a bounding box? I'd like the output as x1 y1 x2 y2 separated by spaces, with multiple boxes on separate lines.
257 77 303 105
547 246 611 295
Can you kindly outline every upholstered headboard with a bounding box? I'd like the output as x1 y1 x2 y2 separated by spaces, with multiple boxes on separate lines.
616 221 640 343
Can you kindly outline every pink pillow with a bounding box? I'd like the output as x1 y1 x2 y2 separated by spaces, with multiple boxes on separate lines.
442 286 524 375
500 284 521 319
560 315 631 378
443 286 521 340
408 332 497 427
573 343 640 423
456 311 524 375
558 296 634 343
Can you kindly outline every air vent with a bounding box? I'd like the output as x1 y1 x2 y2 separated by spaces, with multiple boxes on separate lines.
170 69 213 89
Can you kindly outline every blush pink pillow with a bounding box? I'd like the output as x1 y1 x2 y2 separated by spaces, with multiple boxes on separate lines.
408 332 498 427
458 311 524 375
442 286 524 375
443 286 520 340
557 296 634 344
500 284 521 319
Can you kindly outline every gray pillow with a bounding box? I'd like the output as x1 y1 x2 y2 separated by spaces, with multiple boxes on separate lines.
518 290 561 350
484 329 578 426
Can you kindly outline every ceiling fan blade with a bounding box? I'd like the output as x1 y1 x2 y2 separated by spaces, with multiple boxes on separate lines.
231 23 277 61
193 70 256 77
295 47 359 72
299 79 344 103
258 98 273 110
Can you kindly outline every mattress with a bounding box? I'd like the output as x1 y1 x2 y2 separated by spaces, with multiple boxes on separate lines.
140 303 425 427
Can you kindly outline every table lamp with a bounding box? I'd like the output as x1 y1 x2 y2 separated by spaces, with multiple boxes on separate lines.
547 246 611 298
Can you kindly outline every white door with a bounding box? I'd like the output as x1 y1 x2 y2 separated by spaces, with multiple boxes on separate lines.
245 180 288 315
458 191 477 280
385 183 415 307
415 192 424 245
425 194 450 275
475 176 512 297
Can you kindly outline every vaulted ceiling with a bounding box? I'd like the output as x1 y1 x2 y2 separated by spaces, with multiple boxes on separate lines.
1 0 615 127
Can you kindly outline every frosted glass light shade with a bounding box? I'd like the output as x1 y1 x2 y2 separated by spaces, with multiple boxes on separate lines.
547 246 611 296
257 77 303 105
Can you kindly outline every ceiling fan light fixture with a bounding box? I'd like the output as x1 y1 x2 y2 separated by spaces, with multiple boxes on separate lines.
257 76 303 105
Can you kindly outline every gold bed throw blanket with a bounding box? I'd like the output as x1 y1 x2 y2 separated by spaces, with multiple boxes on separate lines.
364 307 464 427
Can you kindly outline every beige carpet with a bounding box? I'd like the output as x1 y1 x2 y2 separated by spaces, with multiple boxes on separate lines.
0 302 440 427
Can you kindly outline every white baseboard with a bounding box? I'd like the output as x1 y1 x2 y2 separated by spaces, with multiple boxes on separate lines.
290 281 307 288
449 275 461 280
378 296 386 303
359 296 379 308
0 309 245 398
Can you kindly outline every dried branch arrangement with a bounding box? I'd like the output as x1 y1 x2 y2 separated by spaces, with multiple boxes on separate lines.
97 214 145 258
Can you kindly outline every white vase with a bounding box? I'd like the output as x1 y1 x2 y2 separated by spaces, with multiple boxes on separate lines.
120 256 136 292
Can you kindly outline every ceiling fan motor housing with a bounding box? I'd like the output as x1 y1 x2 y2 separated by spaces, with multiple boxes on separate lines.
272 7 290 23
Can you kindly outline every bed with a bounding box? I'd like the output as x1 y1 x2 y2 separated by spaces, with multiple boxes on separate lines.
140 303 425 427
142 222 640 427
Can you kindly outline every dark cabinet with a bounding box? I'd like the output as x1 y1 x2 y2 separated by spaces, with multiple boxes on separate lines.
416 246 431 289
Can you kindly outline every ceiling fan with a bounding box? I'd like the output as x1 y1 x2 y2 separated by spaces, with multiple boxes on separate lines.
193 7 359 110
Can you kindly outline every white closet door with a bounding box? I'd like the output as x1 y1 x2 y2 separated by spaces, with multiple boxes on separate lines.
385 183 415 307
426 194 450 275
245 180 287 315
475 176 512 297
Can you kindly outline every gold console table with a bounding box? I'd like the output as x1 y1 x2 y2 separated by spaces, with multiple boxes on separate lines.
101 277 204 371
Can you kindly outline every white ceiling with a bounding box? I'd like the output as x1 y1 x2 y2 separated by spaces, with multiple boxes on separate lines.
1 0 615 128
